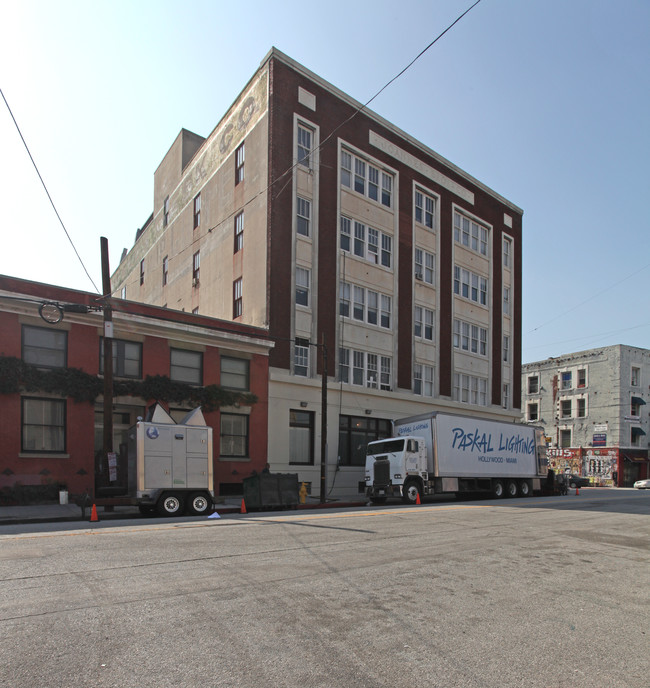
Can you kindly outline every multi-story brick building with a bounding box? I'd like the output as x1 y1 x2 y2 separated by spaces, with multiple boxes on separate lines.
0 275 272 503
112 48 524 499
522 345 650 487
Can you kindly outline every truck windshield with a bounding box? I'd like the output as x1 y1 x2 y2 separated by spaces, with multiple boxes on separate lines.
367 439 404 456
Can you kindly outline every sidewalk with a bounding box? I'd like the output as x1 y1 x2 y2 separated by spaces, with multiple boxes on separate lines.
0 496 368 526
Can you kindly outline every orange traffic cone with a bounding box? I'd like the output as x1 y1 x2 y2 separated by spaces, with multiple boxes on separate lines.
416 492 421 505
240 498 247 514
575 487 579 496
90 504 100 522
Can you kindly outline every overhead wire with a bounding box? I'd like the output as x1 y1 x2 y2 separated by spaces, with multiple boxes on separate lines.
0 87 101 294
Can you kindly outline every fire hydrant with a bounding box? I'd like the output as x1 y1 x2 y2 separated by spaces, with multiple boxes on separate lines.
299 482 308 504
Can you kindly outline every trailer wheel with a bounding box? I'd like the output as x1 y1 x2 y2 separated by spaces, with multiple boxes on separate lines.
188 492 211 515
157 493 185 517
519 480 531 497
402 480 421 505
492 480 505 498
506 480 518 498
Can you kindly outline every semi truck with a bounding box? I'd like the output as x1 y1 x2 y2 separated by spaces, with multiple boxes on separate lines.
126 404 214 516
365 411 547 504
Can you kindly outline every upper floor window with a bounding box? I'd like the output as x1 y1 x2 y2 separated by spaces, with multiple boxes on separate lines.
414 306 435 342
340 281 391 329
296 267 310 307
192 251 200 285
413 363 435 397
163 196 170 227
454 266 488 306
631 366 640 386
561 399 572 418
560 429 571 449
561 371 572 390
528 375 539 394
193 193 201 229
233 278 243 318
170 349 203 385
453 319 488 357
577 398 586 418
340 216 392 268
22 397 65 453
577 368 587 388
339 348 391 391
22 325 67 369
162 256 169 286
453 373 488 406
139 259 145 285
502 383 510 409
120 286 127 300
294 338 310 377
221 356 249 391
297 125 312 168
503 286 511 316
234 212 244 253
415 189 435 229
297 197 311 237
503 236 512 268
527 402 539 422
100 338 142 379
414 248 435 285
340 148 392 208
454 211 488 256
235 142 245 184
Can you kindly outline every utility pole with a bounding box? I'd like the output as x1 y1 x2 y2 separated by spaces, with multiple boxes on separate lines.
320 335 328 503
100 237 113 486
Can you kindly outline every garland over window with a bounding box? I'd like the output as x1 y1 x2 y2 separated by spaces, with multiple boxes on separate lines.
0 356 256 412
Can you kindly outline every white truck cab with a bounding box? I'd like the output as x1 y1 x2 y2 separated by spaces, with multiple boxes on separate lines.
365 436 427 503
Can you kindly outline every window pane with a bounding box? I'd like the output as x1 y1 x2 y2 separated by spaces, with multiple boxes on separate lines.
170 349 202 385
221 357 249 390
23 326 67 368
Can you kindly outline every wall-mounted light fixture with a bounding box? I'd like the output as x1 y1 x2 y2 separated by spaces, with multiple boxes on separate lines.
365 409 372 415
300 401 308 408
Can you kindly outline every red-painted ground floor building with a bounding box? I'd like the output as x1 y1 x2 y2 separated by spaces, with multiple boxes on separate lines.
0 275 272 504
547 447 648 487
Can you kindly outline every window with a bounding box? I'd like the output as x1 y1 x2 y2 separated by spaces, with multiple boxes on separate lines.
577 368 587 388
415 189 435 229
234 212 244 253
413 364 434 397
297 124 312 168
339 349 391 390
340 216 351 252
162 256 169 286
631 366 640 386
561 400 572 418
290 410 314 465
297 197 311 237
339 282 350 318
453 373 487 406
353 285 365 321
338 415 392 466
235 142 245 184
339 282 391 329
502 383 510 409
577 398 586 418
454 266 488 305
220 414 248 457
22 326 67 369
527 403 539 422
528 375 539 394
453 212 488 256
414 306 434 341
163 196 170 227
221 357 249 390
503 236 512 268
192 251 200 285
561 371 572 390
100 339 142 379
340 148 393 207
233 278 243 318
21 397 65 453
120 286 126 300
341 217 392 268
414 248 435 285
294 338 310 376
453 319 487 357
170 349 203 385
560 429 571 448
503 335 510 363
193 193 201 229
139 259 145 285
503 286 511 316
296 267 310 307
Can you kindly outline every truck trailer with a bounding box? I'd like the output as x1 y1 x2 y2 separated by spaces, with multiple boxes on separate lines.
365 411 547 504
127 404 214 516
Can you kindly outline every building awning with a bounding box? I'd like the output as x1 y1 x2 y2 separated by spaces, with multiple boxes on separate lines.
631 396 646 406
631 426 646 437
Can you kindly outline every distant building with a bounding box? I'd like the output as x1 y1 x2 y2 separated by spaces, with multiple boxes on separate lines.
522 345 650 487
112 48 525 499
0 275 272 503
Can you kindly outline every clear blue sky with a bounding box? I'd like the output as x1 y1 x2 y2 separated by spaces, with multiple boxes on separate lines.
1 0 648 363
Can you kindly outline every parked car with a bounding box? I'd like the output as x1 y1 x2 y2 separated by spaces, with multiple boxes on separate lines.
633 478 650 489
566 474 590 488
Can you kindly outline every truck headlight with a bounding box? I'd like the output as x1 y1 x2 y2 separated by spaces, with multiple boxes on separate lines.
394 474 402 480
365 475 371 482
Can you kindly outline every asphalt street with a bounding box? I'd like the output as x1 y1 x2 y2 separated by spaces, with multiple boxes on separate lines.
1 489 648 688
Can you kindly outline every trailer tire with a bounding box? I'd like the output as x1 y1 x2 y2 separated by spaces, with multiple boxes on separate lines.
157 492 185 517
506 480 518 498
188 492 211 515
492 480 505 499
519 480 531 497
402 480 421 505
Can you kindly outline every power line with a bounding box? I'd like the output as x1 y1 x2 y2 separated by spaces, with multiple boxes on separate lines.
0 87 100 294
